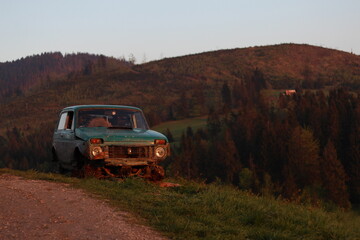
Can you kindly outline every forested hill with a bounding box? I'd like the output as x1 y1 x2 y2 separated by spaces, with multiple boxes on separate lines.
1 44 360 102
1 44 360 131
0 52 132 99
138 43 360 89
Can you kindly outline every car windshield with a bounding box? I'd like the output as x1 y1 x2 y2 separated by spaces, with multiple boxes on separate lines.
77 108 149 130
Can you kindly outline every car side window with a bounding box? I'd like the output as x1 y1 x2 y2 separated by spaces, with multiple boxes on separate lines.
57 111 74 130
66 111 74 130
134 112 148 129
57 113 67 130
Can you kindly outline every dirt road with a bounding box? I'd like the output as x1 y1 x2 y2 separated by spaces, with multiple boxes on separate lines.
0 174 167 240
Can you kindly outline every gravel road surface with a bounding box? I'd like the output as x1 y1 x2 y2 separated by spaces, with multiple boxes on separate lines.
0 174 167 240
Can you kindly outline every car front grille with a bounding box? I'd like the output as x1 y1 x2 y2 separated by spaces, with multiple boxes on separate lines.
108 146 153 158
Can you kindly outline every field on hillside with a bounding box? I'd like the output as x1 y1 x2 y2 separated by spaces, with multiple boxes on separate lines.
153 116 207 143
1 169 359 240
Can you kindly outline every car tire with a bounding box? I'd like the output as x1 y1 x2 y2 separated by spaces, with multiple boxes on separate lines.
55 161 68 174
52 150 68 174
72 149 90 178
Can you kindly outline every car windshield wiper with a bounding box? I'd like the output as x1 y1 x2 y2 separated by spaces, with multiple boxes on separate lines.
107 126 133 130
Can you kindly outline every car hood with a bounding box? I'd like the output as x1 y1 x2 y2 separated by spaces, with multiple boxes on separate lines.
75 127 167 143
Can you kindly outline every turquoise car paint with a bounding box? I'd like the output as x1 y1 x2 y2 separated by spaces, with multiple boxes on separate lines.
75 128 167 143
52 105 170 172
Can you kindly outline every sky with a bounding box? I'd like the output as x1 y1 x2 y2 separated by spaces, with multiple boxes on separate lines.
0 0 359 63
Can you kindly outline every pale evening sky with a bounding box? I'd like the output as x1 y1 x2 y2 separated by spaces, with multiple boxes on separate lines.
0 0 359 63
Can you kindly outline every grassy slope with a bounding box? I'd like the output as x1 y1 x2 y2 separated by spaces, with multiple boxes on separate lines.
1 169 359 240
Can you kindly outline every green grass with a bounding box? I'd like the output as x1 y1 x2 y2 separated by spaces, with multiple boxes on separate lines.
152 116 207 143
1 168 359 240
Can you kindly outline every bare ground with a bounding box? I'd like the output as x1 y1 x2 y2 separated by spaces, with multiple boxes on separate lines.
0 174 167 240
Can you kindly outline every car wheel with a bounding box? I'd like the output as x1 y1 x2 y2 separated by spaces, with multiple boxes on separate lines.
52 149 68 174
72 149 89 178
56 161 69 174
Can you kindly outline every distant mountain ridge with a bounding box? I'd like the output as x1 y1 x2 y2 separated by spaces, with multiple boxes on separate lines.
0 52 131 99
2 43 360 99
138 43 360 88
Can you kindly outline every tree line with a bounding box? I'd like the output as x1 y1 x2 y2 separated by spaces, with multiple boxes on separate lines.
168 78 359 209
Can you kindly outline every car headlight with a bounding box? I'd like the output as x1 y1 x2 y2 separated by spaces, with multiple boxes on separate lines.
92 146 103 157
155 146 166 158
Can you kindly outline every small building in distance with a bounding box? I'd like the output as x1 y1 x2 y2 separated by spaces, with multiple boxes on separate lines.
284 90 296 96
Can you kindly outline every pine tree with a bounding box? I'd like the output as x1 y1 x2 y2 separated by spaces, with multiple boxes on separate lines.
321 140 350 208
168 105 175 120
165 128 174 143
282 164 299 199
207 108 221 137
287 126 321 188
348 145 360 204
216 129 240 183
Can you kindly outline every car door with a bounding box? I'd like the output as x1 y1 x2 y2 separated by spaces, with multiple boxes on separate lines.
53 111 75 164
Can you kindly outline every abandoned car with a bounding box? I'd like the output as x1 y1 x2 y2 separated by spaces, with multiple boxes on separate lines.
52 105 170 180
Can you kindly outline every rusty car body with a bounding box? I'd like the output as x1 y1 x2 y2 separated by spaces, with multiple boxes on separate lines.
52 105 169 180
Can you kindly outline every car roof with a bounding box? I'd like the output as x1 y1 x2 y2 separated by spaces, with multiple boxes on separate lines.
62 105 142 112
